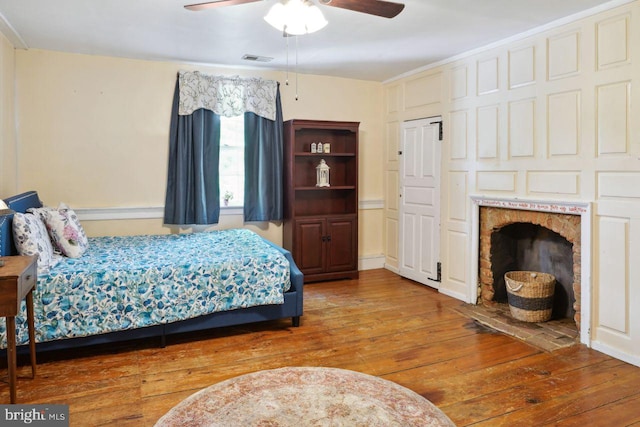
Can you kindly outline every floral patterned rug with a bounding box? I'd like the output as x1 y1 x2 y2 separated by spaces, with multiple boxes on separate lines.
155 366 455 426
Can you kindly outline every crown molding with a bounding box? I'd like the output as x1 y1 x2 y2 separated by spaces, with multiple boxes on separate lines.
0 11 28 49
384 0 635 84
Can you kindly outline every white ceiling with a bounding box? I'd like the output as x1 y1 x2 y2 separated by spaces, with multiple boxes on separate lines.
0 0 620 82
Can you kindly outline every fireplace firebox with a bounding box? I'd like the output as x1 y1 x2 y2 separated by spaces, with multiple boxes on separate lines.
471 197 591 342
490 221 575 320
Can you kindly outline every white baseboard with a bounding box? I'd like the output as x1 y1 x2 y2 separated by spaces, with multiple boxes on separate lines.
359 255 385 271
591 341 640 368
384 264 400 275
438 287 467 302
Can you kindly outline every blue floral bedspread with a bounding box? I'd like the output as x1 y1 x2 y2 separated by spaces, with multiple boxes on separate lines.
0 229 290 348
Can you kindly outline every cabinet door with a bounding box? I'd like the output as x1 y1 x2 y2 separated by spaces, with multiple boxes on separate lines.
294 219 325 275
326 217 357 273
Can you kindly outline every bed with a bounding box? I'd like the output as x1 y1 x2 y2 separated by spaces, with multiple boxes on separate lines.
0 191 303 352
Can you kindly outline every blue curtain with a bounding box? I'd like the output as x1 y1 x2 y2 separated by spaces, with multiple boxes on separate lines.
164 80 221 225
243 85 284 221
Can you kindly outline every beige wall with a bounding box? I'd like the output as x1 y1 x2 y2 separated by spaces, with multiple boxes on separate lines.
0 31 16 196
7 49 384 260
383 0 640 366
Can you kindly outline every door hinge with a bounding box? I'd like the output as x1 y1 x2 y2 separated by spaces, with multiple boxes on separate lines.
436 262 442 282
433 121 443 141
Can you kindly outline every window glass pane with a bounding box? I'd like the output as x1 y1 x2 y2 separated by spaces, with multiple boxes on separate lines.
220 115 244 207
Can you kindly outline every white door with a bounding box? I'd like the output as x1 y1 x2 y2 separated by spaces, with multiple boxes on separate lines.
399 117 442 287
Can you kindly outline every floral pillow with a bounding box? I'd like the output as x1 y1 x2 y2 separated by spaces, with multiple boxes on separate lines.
12 212 61 273
29 203 89 258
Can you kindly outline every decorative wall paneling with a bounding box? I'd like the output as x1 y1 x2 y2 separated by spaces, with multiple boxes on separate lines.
477 57 499 96
476 105 499 159
450 65 468 100
476 171 517 192
384 117 401 269
527 171 580 195
508 46 536 89
596 81 631 155
447 172 468 222
404 73 442 110
547 90 581 157
383 1 640 366
508 98 536 158
593 201 639 364
449 110 469 160
547 31 581 80
596 13 631 69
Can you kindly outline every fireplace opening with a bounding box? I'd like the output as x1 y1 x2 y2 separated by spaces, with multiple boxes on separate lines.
490 222 575 320
478 205 582 331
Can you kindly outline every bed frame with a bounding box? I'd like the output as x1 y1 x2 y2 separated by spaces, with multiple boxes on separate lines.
0 191 303 353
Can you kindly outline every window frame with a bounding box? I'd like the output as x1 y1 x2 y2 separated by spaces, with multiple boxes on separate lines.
219 115 245 211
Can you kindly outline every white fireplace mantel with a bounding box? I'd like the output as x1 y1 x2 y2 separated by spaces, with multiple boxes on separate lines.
469 195 593 346
471 195 590 214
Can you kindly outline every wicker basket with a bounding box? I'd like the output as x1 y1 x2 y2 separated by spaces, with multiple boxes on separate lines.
504 271 556 322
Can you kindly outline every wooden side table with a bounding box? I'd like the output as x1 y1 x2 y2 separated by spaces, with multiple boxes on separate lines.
0 255 37 403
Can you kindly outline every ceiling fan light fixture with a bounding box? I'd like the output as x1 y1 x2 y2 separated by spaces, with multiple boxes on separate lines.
264 0 328 36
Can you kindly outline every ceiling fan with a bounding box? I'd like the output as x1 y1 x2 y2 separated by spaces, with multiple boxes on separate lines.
184 0 405 19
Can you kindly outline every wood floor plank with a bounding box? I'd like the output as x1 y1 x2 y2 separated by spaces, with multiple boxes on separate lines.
442 358 631 425
1 269 638 426
554 393 640 426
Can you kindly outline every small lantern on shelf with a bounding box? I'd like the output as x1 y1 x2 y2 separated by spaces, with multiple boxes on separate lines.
316 159 330 187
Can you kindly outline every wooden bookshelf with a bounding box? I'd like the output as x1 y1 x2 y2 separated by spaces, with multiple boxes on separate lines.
283 119 359 282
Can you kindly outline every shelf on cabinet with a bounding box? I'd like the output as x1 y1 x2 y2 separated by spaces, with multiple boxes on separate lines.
295 186 356 191
294 153 356 157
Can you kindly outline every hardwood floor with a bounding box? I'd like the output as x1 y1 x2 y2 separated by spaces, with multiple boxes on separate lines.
3 269 640 426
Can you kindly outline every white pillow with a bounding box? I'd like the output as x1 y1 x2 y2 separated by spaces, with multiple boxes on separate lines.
12 212 61 273
29 203 89 258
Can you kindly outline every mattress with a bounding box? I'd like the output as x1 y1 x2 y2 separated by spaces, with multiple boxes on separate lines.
0 228 291 347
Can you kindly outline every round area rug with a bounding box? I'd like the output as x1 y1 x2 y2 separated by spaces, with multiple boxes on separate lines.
155 366 455 426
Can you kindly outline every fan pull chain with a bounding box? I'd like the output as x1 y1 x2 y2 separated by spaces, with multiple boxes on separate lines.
282 29 299 100
285 31 289 86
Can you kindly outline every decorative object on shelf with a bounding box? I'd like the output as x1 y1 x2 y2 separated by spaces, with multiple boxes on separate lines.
317 142 323 153
311 142 317 153
323 143 330 153
223 190 234 206
316 159 330 187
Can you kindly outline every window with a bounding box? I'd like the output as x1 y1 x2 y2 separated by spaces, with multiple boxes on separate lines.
219 115 245 207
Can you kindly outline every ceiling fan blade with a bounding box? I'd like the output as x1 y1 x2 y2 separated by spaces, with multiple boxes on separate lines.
319 0 405 18
184 0 263 11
